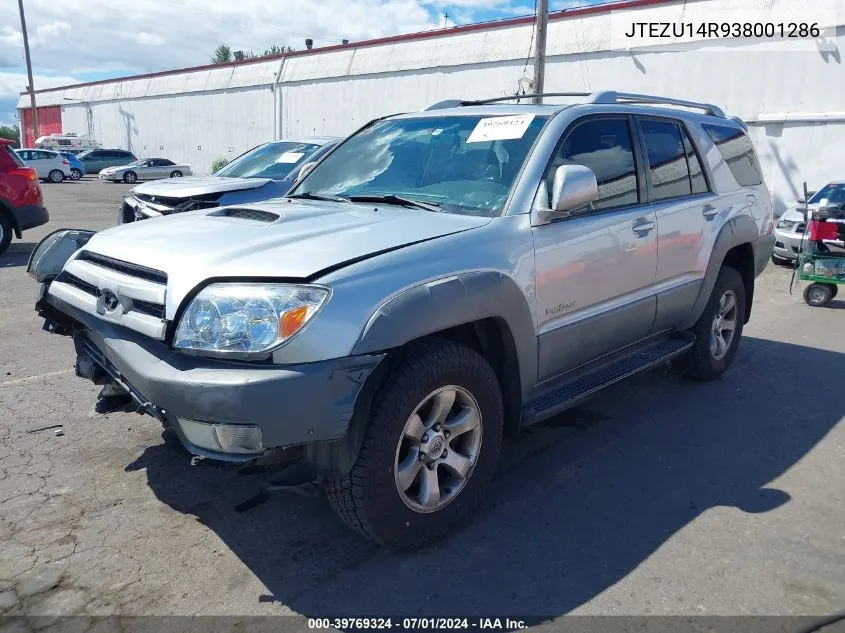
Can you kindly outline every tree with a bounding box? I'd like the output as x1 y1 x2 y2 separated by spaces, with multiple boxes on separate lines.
211 43 294 63
210 44 233 64
0 125 20 148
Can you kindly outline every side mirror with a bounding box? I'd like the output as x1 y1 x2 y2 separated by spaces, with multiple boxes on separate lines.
818 198 830 211
532 164 598 225
295 162 317 183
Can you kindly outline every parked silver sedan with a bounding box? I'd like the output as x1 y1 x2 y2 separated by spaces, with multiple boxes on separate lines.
99 158 192 183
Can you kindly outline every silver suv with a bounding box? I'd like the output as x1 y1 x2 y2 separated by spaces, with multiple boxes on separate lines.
28 91 775 550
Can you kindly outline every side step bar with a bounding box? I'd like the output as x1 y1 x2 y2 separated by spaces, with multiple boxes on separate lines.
523 334 695 425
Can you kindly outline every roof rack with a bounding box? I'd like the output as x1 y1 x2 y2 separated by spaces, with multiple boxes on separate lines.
588 91 725 117
425 91 726 118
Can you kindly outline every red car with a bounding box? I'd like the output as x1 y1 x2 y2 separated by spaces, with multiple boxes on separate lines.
0 139 49 255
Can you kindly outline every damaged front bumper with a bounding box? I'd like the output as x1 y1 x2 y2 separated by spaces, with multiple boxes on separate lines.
28 229 384 463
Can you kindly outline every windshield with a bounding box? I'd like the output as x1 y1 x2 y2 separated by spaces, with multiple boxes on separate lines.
291 114 548 217
76 150 92 159
809 183 845 205
125 159 146 167
215 141 322 179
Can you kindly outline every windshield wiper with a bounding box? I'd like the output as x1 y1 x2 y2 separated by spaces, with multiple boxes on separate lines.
347 194 441 213
287 191 350 203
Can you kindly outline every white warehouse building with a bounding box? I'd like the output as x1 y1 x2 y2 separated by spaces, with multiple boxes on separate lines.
18 0 845 214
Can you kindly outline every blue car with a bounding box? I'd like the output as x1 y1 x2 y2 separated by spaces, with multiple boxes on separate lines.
60 152 86 180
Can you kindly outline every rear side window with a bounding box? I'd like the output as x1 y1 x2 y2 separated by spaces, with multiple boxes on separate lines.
546 118 639 211
6 147 25 166
702 123 763 187
640 119 692 201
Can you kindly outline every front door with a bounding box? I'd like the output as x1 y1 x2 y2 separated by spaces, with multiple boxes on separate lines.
532 116 658 382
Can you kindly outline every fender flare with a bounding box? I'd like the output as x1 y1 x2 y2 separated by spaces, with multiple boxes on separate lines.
351 270 538 395
679 214 760 330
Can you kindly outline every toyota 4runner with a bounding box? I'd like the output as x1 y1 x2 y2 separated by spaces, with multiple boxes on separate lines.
27 91 775 550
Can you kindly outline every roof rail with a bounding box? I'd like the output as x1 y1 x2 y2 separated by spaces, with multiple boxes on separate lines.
424 91 726 117
588 91 725 118
461 92 591 106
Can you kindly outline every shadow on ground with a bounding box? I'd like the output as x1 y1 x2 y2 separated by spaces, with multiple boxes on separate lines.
0 242 34 269
127 336 845 617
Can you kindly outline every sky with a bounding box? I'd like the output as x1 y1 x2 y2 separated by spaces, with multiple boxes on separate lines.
1 0 606 127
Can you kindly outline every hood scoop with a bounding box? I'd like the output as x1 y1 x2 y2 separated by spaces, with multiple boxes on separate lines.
209 208 282 223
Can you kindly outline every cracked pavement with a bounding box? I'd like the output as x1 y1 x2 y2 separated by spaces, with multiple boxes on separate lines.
0 179 844 622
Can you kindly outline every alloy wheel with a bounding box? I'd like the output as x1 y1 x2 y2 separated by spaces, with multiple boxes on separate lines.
710 289 738 360
394 385 482 513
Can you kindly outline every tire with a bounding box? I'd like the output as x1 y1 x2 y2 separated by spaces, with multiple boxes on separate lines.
0 213 12 256
70 168 82 181
170 170 183 178
675 266 746 381
803 283 834 307
327 338 504 551
123 171 137 184
831 285 839 299
48 169 64 183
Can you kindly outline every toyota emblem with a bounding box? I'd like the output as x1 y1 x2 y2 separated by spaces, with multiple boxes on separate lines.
100 289 120 312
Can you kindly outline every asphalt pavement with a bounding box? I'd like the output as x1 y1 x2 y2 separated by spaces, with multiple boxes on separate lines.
1 178 844 623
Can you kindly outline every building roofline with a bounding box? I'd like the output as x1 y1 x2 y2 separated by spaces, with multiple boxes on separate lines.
21 0 675 98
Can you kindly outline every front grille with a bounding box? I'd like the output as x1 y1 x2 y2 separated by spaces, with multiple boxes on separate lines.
56 271 97 296
76 252 168 285
133 299 166 319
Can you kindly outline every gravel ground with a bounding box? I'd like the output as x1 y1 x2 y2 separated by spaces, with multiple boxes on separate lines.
1 178 844 623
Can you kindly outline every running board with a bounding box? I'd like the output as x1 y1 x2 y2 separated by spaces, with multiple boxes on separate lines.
523 334 695 425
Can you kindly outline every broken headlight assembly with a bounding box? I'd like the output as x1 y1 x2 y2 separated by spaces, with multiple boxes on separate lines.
173 283 330 358
27 229 96 283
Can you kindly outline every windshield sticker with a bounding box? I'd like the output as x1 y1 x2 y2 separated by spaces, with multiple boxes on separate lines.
275 151 305 164
467 115 535 143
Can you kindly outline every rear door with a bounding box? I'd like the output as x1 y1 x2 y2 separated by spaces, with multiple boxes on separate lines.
532 115 658 380
635 116 717 331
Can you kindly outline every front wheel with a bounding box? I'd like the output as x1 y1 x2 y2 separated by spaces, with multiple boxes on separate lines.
675 266 746 381
169 170 183 178
803 283 834 307
327 338 503 551
48 169 64 183
70 168 82 181
123 171 137 184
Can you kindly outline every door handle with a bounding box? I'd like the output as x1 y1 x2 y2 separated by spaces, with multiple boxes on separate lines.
632 218 655 233
702 204 719 219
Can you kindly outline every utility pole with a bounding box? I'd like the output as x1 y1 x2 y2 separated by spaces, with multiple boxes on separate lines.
17 0 39 143
532 0 549 104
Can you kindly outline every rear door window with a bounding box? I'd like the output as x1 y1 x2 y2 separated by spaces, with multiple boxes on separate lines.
639 118 692 202
681 127 709 194
702 123 763 187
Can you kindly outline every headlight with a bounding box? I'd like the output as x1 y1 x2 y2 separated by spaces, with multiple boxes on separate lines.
174 283 329 357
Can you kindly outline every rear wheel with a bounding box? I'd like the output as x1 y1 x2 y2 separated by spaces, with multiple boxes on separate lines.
70 168 82 180
48 169 64 183
0 213 12 256
327 338 503 551
803 283 834 307
170 170 183 178
123 171 137 184
675 266 746 381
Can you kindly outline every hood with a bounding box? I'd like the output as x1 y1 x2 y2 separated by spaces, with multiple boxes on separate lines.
78 199 491 315
131 175 269 198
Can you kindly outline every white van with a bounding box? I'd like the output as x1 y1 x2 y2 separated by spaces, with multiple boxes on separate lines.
35 133 100 153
